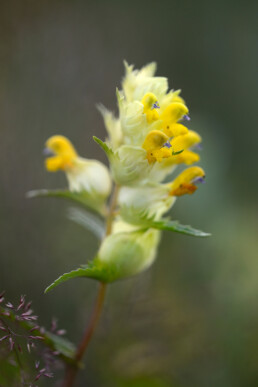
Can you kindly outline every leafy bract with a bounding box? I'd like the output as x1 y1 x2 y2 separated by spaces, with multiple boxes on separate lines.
150 219 211 237
44 261 113 293
93 136 151 186
120 206 210 237
93 136 114 159
45 227 161 292
26 189 107 216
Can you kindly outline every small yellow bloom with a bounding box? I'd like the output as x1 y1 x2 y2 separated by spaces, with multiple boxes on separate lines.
141 92 160 123
161 102 188 125
169 166 205 196
142 130 172 163
44 135 112 197
45 135 78 171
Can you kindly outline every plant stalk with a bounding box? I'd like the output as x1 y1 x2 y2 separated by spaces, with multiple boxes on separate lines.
63 282 107 387
63 184 119 386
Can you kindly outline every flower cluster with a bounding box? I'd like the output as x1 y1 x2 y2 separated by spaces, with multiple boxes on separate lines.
33 61 208 289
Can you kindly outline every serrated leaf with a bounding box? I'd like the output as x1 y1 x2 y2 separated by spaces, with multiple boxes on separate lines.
148 219 210 237
26 189 106 216
44 262 111 293
120 206 210 237
93 136 114 159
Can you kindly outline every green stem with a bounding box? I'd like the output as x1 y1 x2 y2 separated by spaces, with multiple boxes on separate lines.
63 184 119 387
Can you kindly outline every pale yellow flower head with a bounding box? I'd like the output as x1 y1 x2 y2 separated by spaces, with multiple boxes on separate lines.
33 60 209 289
44 135 112 198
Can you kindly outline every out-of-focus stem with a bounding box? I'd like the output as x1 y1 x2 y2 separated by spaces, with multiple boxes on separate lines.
105 184 120 236
63 282 107 387
63 184 119 387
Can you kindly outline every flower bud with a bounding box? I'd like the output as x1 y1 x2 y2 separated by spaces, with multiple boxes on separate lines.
96 228 161 281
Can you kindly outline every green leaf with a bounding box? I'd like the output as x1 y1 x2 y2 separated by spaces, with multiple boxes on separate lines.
44 261 111 293
93 136 114 158
46 333 76 361
120 206 210 237
148 219 210 237
26 189 107 216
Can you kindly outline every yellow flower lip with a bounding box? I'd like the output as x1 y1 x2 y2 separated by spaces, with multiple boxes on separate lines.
44 135 78 172
141 93 160 123
142 130 169 151
161 102 189 125
169 166 205 196
142 130 174 163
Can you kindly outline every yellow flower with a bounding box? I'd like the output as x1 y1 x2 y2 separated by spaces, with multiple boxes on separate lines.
141 92 160 123
45 135 78 171
139 93 190 164
142 130 172 163
44 135 112 198
161 102 189 136
170 130 201 153
169 166 205 196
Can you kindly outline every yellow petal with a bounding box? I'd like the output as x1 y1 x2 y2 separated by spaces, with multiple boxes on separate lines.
169 166 205 196
142 130 172 163
45 135 78 172
45 156 64 172
141 92 160 123
161 102 189 126
145 109 159 123
142 130 169 151
163 123 188 137
151 147 172 163
172 150 200 165
141 92 158 110
46 135 78 159
170 130 202 152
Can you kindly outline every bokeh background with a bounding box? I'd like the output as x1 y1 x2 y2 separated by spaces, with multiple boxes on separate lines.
1 0 258 386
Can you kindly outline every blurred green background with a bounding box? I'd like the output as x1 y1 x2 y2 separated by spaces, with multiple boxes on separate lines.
1 0 258 386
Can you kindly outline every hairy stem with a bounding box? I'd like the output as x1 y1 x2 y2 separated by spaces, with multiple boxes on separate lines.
63 184 119 387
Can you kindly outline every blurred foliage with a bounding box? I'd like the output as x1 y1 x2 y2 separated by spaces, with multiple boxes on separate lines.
0 0 257 386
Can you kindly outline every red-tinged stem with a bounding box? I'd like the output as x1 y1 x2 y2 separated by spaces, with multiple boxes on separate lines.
63 282 107 387
63 184 119 386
